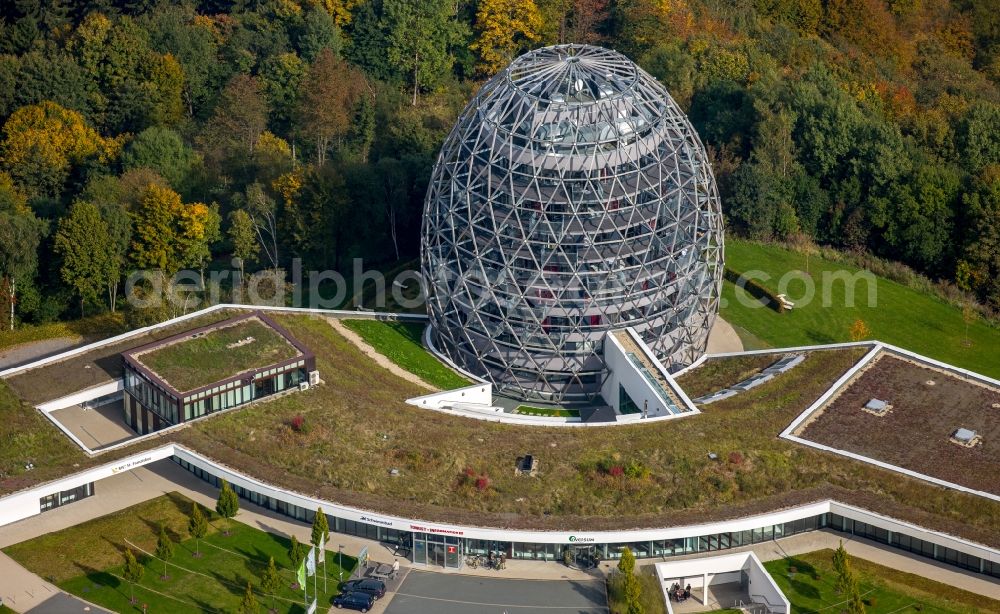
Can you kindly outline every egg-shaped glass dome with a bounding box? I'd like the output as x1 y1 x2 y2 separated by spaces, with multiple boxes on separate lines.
421 44 724 404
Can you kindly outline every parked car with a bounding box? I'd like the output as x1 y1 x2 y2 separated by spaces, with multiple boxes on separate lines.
333 591 375 612
340 578 387 599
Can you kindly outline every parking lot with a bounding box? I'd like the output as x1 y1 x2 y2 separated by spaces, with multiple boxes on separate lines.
380 569 609 614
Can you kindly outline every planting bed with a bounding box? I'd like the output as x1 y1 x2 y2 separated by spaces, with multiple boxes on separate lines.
797 352 1000 496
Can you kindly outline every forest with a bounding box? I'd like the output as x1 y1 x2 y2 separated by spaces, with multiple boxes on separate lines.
0 0 997 328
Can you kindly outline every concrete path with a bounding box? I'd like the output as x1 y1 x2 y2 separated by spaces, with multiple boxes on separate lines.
0 337 81 371
706 317 743 354
326 318 436 391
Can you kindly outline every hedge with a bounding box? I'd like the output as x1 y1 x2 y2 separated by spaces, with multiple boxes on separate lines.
724 267 786 313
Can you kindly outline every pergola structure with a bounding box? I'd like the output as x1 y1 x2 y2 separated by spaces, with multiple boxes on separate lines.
422 44 724 404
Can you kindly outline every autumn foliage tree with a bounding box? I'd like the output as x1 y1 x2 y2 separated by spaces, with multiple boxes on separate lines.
0 101 122 196
297 49 367 165
471 0 543 75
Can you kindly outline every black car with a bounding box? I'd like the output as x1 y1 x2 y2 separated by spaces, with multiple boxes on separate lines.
340 578 387 600
332 591 375 612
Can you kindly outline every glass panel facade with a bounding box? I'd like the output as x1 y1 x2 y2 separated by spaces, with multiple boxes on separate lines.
128 365 307 432
171 457 1000 580
39 482 94 513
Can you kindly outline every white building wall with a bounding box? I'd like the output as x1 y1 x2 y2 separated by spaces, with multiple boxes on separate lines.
405 383 492 409
0 445 173 526
601 328 694 418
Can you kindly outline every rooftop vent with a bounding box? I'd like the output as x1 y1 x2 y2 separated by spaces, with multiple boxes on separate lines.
950 428 981 448
516 454 538 476
862 398 891 416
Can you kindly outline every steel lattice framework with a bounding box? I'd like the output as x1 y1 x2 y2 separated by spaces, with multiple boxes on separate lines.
421 44 724 404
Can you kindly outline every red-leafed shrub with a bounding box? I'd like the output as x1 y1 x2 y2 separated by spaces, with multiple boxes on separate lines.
609 465 624 477
289 414 306 432
475 476 490 491
728 451 745 465
463 467 476 477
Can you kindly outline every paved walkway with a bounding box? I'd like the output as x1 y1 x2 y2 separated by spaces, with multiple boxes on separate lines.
326 318 436 391
706 316 743 354
0 337 81 371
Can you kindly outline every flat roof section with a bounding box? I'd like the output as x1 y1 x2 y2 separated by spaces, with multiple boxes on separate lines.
48 400 136 451
796 351 1000 497
123 312 308 396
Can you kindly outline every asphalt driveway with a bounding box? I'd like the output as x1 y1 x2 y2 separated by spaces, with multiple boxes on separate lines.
381 569 608 614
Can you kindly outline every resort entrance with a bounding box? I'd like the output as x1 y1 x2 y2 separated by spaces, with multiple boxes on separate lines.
412 532 462 569
566 544 599 569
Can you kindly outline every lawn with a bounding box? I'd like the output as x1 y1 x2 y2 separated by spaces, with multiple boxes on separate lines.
514 405 581 418
4 309 236 405
4 492 358 614
674 353 782 399
721 240 1000 379
341 319 471 390
764 549 1000 613
176 317 878 529
169 316 990 542
136 317 301 392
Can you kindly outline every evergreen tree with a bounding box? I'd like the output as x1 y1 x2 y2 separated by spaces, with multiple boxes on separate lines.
311 507 329 548
617 546 642 614
237 581 259 614
289 535 305 571
155 523 175 579
53 200 114 316
188 502 208 556
216 478 240 521
259 556 282 612
122 548 145 604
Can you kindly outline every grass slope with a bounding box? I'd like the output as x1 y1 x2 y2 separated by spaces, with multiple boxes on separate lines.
764 549 1000 613
138 318 300 392
4 493 357 614
342 319 470 390
178 316 879 526
721 240 1000 378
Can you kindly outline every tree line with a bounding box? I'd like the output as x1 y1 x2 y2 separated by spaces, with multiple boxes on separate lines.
0 0 997 329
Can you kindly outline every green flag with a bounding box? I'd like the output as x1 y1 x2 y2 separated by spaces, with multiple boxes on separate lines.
297 555 306 589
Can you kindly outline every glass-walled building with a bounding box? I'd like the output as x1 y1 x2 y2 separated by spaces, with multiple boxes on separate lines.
122 312 317 434
173 456 1000 580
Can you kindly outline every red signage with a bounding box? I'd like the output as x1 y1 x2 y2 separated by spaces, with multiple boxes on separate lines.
447 546 456 554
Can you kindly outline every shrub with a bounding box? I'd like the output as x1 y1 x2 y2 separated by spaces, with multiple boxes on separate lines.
728 451 745 466
289 414 307 433
475 475 490 491
463 466 476 477
724 267 786 313
609 465 624 477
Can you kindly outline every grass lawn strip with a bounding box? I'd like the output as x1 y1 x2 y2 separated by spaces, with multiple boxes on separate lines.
674 353 783 399
721 240 1000 379
4 493 358 614
514 405 581 418
135 317 300 393
342 319 471 390
764 549 1000 613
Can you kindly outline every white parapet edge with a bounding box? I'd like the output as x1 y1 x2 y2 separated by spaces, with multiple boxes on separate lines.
2 442 999 574
777 342 1000 504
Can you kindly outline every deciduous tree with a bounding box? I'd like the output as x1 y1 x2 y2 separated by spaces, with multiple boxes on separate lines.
297 48 367 165
471 0 542 75
0 101 122 197
0 209 46 330
229 209 258 282
383 0 465 105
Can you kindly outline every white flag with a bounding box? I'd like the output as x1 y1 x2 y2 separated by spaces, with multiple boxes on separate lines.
306 545 316 576
318 533 325 554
